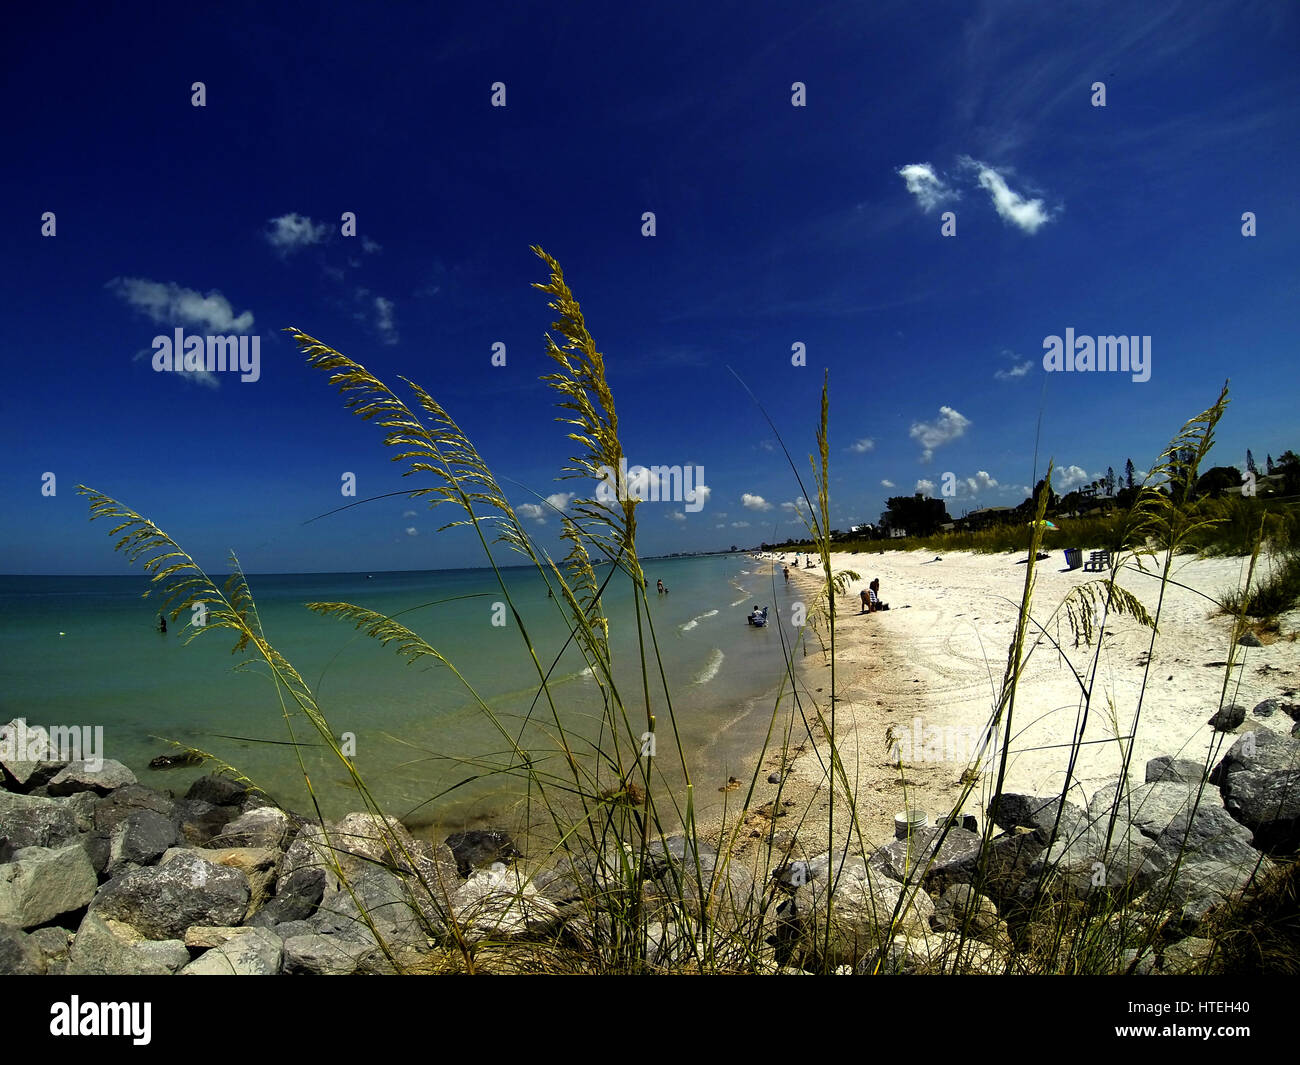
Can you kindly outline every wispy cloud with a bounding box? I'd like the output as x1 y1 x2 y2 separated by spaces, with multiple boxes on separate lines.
897 163 957 212
961 158 1053 233
994 350 1033 380
909 405 971 462
374 296 398 345
109 278 254 333
847 437 876 453
265 212 329 254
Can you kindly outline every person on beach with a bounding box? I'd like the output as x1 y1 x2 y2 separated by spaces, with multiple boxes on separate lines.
868 578 889 611
784 566 790 583
657 579 668 595
157 612 167 634
859 588 871 614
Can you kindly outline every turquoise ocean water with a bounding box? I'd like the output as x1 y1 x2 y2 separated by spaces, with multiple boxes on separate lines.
0 555 803 835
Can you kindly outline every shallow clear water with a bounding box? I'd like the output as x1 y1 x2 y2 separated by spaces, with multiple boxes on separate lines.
0 556 804 835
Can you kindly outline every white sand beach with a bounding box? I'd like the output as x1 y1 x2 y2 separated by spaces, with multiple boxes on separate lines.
747 548 1300 850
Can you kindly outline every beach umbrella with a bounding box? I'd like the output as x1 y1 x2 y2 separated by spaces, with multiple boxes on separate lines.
1027 519 1060 530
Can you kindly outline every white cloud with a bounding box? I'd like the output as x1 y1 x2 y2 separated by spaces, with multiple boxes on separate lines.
962 159 1052 234
781 496 809 514
909 406 971 462
848 437 875 453
994 351 1033 380
692 484 712 506
361 237 382 254
730 521 750 528
897 163 957 212
403 510 417 518
265 212 329 253
666 510 687 522
881 479 896 489
962 470 1000 495
517 503 546 523
404 527 418 537
374 296 398 345
108 278 254 333
915 479 936 495
545 492 575 510
742 493 772 511
1054 465 1092 491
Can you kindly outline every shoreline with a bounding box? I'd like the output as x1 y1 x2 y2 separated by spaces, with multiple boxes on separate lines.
704 545 1300 860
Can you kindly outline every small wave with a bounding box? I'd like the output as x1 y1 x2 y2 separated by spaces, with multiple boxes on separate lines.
694 648 725 685
680 608 719 632
729 597 748 607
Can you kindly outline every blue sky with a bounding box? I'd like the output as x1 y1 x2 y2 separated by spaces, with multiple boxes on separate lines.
3 0 1297 574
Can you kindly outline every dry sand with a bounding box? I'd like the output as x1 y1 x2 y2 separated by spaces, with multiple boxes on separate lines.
714 547 1299 858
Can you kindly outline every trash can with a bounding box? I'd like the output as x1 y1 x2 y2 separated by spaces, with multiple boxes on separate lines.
1064 548 1083 570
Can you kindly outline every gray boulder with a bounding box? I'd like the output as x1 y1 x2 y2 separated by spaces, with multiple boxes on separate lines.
786 863 934 969
1093 781 1210 840
91 849 249 939
207 806 291 850
443 829 522 876
0 720 66 788
248 867 327 927
1222 770 1300 854
65 912 190 975
0 790 96 851
46 759 137 797
1162 935 1217 973
0 923 46 974
644 835 756 924
988 793 1092 845
1213 730 1300 853
184 774 267 811
26 925 74 974
107 809 179 872
931 884 1001 937
1145 756 1206 785
1155 801 1257 865
1027 822 1169 901
312 863 442 948
184 846 280 918
1250 697 1298 720
450 865 561 943
1136 857 1262 930
174 798 237 846
180 926 283 975
280 930 375 975
0 845 98 928
870 825 984 894
1209 704 1247 731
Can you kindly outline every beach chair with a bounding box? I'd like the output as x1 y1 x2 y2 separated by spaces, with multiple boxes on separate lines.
1082 550 1112 572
